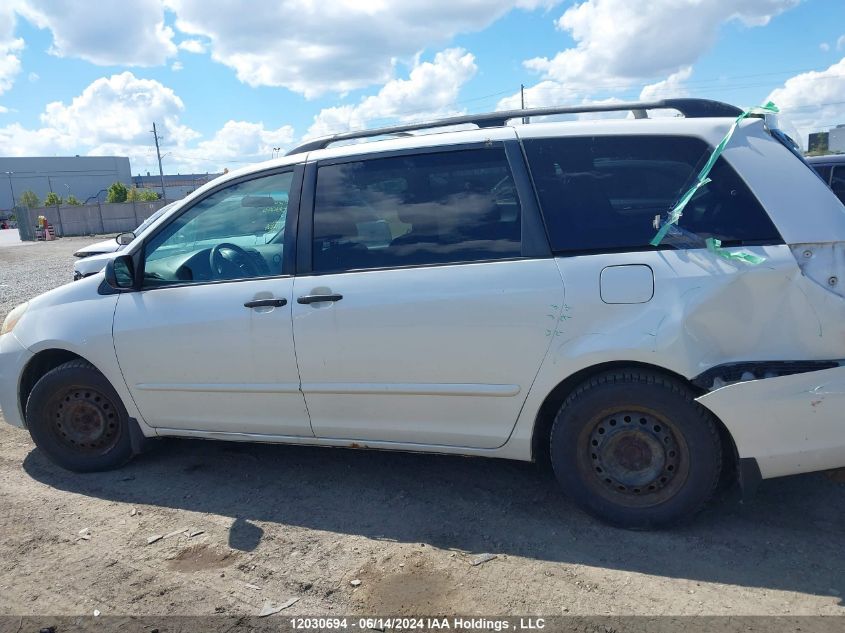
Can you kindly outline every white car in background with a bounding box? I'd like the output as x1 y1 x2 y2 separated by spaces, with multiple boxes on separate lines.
72 203 176 280
3 98 845 529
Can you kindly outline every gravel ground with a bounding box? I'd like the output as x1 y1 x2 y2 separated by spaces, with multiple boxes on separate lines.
0 236 844 620
0 235 94 323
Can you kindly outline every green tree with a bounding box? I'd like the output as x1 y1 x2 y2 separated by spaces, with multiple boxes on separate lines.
19 190 40 208
44 191 63 206
65 195 82 206
107 181 129 203
126 187 159 202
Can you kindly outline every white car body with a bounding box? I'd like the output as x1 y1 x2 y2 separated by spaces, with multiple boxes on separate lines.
72 249 125 280
3 106 845 523
73 237 120 258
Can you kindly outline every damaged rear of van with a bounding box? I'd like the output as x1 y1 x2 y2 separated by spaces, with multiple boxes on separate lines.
513 113 845 517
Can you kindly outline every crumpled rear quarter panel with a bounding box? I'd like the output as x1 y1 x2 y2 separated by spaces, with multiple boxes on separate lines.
506 245 845 476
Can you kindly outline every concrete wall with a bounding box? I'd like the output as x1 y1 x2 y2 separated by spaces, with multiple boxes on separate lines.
0 156 132 212
19 200 169 241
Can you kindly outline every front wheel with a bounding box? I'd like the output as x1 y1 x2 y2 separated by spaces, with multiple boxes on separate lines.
26 359 136 472
550 369 722 528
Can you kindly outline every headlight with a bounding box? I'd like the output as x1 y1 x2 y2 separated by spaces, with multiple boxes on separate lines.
1 302 28 336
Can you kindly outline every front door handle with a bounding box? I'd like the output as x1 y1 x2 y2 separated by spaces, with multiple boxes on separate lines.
244 298 287 308
297 293 343 304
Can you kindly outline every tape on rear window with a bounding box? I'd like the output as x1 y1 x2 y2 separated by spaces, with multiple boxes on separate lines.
649 100 780 264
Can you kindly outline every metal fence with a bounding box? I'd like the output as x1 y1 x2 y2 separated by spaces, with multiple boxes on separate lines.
17 200 170 241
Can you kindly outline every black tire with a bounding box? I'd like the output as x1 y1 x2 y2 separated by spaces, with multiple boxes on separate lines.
25 359 135 472
550 369 722 529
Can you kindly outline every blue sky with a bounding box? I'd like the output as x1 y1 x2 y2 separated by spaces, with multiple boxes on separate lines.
1 0 844 175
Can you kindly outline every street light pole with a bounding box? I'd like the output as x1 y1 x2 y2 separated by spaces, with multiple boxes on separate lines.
4 171 15 211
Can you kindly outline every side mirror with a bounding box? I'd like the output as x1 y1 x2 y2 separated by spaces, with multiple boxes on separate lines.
104 255 136 290
115 232 136 246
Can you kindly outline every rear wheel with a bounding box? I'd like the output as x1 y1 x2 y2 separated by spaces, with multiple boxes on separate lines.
26 359 135 472
550 369 722 528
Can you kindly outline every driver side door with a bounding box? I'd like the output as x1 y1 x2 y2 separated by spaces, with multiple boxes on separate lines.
112 166 313 437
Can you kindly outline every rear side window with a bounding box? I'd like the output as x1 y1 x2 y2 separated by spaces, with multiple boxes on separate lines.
312 148 522 273
523 135 781 253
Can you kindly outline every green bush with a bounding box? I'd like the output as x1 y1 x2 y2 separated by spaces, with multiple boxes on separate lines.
126 187 160 202
65 195 82 206
107 181 129 203
44 191 62 206
19 190 40 208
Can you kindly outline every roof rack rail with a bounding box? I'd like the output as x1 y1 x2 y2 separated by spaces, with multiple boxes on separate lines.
286 98 743 156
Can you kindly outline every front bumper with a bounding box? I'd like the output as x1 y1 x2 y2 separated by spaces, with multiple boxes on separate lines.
697 365 845 479
0 332 33 428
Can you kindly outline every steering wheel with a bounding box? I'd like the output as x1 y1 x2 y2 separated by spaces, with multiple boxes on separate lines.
209 242 260 279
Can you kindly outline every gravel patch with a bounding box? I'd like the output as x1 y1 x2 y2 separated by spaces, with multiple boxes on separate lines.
0 235 103 323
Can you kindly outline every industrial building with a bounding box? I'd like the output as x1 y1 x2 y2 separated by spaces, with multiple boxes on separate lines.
808 125 845 154
0 156 132 213
132 172 222 200
831 125 845 153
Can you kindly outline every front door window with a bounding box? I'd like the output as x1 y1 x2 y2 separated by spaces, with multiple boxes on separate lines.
142 171 294 286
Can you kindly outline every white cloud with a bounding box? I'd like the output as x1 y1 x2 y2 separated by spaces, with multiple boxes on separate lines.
497 80 581 110
0 72 293 173
167 0 556 97
0 105 8 113
0 122 72 155
639 66 692 101
17 0 176 66
40 72 197 148
177 120 295 170
177 38 206 54
27 71 38 82
0 4 23 95
767 57 845 147
306 48 477 138
171 61 184 72
838 35 845 51
510 0 797 107
820 42 831 52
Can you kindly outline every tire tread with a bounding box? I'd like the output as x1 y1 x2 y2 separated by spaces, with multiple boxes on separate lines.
549 368 722 527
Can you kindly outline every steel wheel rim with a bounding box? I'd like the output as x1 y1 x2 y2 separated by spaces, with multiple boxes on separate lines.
48 387 121 455
579 409 689 507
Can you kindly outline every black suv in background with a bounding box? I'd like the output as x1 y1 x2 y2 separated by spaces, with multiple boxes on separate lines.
808 154 845 204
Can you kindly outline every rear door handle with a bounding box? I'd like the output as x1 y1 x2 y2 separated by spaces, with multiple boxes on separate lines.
297 294 343 304
244 298 287 308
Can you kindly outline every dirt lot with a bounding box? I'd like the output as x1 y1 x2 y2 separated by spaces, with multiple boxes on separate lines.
0 237 844 618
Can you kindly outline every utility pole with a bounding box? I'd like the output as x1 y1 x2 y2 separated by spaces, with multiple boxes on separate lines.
151 122 167 201
521 84 529 124
5 171 15 210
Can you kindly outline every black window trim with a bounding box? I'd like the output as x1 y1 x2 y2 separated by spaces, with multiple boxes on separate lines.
295 140 551 277
126 163 305 292
519 132 785 257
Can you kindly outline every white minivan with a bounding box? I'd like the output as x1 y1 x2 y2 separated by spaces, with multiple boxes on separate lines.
2 99 845 528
